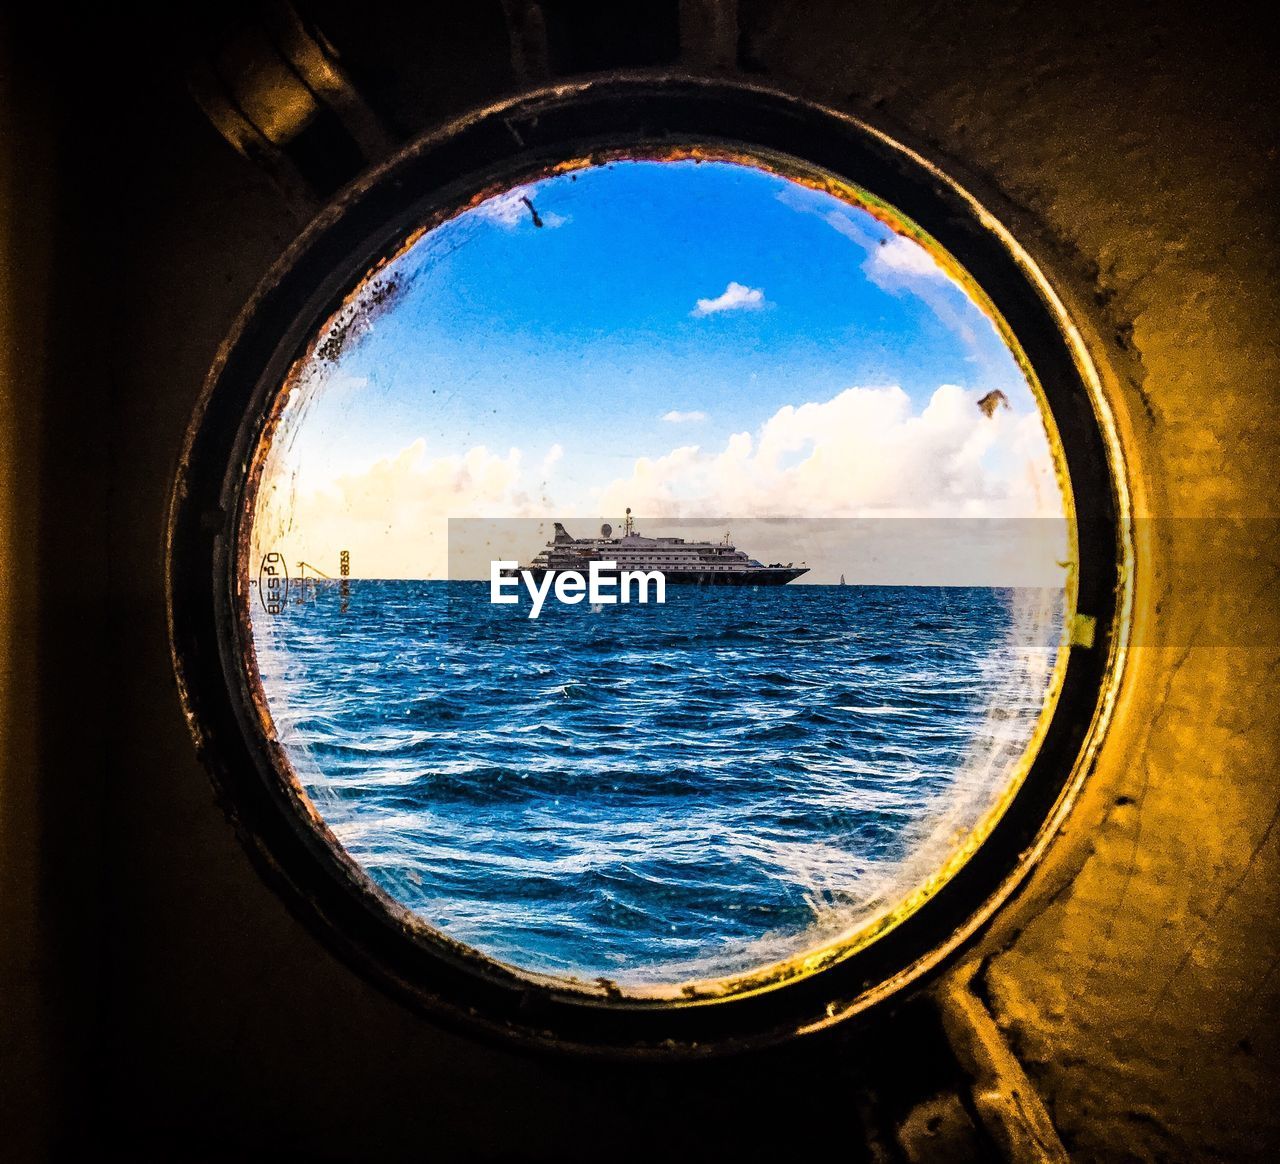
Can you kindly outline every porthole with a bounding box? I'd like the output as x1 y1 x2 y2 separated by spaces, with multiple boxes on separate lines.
169 78 1129 1055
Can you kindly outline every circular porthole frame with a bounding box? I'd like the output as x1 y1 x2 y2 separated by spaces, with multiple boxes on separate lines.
168 75 1130 1058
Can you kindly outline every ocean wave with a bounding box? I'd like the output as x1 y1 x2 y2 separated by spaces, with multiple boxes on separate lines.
252 581 1064 984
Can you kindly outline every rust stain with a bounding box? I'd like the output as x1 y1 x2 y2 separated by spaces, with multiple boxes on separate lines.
518 195 544 228
977 388 1011 417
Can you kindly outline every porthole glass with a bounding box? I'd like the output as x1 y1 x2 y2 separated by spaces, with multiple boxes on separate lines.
243 155 1072 991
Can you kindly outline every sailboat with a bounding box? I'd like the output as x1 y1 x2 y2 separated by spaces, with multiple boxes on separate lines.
839 573 846 586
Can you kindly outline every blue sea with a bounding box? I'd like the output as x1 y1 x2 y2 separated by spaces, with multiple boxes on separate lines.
252 582 1064 986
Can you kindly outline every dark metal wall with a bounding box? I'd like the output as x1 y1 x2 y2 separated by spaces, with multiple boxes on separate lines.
2 3 1276 1159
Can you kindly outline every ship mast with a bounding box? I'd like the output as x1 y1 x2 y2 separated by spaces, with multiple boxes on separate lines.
623 507 634 537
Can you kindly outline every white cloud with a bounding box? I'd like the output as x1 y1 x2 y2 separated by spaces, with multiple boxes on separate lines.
774 187 974 348
252 386 1064 582
540 443 564 473
661 410 708 423
814 206 981 353
869 234 948 281
780 194 947 292
473 186 569 230
598 384 1060 521
691 281 765 317
252 439 541 579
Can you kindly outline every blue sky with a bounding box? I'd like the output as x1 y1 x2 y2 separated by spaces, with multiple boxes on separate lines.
255 160 1065 580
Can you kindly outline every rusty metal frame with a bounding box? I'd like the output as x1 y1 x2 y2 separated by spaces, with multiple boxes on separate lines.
167 75 1129 1058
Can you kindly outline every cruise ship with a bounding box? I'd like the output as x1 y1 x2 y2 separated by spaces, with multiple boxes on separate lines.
520 510 808 586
